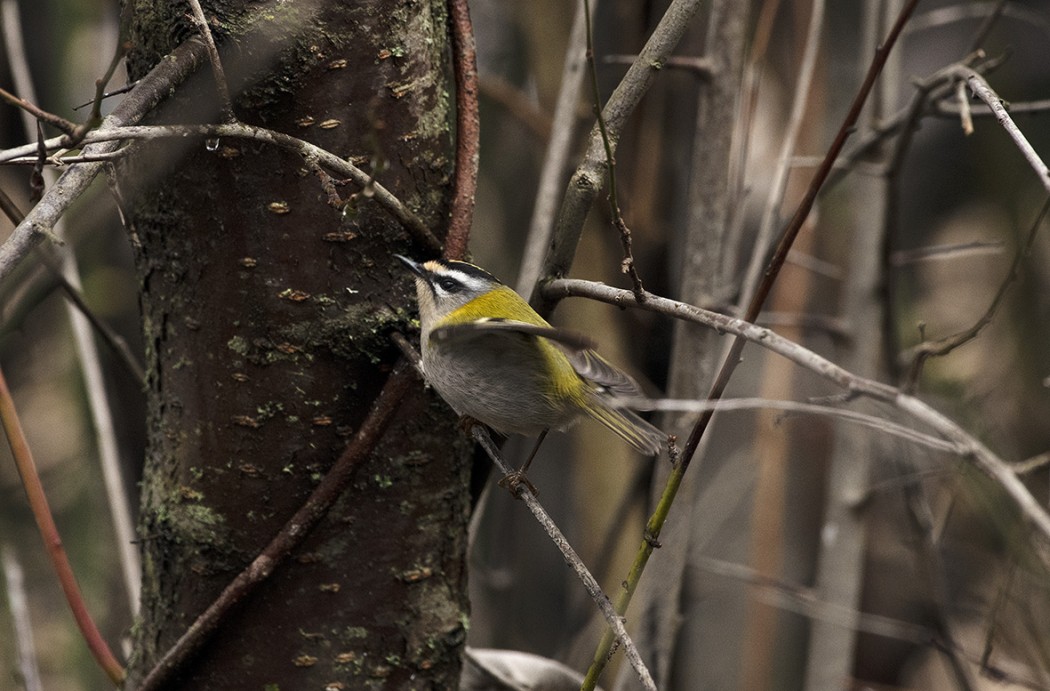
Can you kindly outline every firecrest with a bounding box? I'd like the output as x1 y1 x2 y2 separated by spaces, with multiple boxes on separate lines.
396 255 664 456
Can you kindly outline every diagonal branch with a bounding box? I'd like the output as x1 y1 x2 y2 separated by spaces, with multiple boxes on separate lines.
470 425 657 691
531 0 705 311
135 362 417 691
965 70 1050 194
0 367 125 685
0 39 209 287
544 277 1050 553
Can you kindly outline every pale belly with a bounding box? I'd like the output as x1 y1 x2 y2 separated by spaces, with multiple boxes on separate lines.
421 335 579 436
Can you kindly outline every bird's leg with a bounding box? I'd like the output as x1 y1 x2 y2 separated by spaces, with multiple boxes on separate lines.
498 428 548 497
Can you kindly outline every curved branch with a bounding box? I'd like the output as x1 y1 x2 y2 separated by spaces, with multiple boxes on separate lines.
136 362 417 691
544 278 1050 551
0 39 209 286
0 367 125 685
444 0 480 261
0 117 440 288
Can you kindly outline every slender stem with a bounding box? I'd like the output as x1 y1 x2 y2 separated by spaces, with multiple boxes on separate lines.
533 0 705 311
516 0 590 293
186 0 236 123
544 278 1050 547
966 70 1050 194
0 367 125 685
470 426 656 691
136 362 416 691
582 0 644 300
444 0 480 261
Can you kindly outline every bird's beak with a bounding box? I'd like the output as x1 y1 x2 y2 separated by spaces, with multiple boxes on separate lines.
394 254 424 277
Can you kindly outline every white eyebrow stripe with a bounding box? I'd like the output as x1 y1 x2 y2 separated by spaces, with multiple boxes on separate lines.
437 269 487 292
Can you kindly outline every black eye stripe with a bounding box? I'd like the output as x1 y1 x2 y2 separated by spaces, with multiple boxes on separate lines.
436 276 462 292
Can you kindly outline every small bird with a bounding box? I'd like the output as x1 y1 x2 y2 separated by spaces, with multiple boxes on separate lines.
396 255 664 471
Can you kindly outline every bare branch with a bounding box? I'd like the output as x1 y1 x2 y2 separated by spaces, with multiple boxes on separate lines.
900 197 1050 389
0 39 209 287
0 368 125 685
965 70 1050 194
136 362 417 691
533 0 705 310
470 425 657 691
444 0 480 261
544 277 1050 554
516 0 590 293
186 0 236 123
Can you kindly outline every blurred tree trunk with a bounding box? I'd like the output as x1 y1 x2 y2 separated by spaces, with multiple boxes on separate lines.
118 2 470 688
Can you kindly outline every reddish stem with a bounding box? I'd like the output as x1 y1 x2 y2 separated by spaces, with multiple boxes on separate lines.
444 0 480 260
0 367 126 686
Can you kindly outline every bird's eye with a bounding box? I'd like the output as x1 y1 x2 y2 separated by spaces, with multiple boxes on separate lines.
436 276 461 293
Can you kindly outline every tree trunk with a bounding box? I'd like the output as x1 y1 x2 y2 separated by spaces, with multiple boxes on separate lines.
119 2 470 688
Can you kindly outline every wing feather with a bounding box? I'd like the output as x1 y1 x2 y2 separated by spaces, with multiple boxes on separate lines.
430 319 596 351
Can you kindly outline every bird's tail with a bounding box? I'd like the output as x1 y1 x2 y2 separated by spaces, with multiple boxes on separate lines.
583 402 665 456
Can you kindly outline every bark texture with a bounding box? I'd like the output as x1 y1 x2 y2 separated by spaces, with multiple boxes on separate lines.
120 2 470 688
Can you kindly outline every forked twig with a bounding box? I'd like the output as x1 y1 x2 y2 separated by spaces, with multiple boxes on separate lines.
901 198 1050 390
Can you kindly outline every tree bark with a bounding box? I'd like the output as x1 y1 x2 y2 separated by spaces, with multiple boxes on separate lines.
119 2 470 688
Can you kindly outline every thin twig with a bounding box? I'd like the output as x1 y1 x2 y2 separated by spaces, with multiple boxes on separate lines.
737 0 825 311
1012 452 1050 476
543 277 1050 553
642 397 961 453
579 2 921 685
136 362 417 691
901 197 1050 390
966 70 1050 194
444 0 480 261
533 0 705 310
186 0 235 123
0 367 125 685
1 545 43 691
0 39 211 287
0 85 79 136
83 40 131 133
469 425 657 691
582 0 644 301
515 0 590 293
